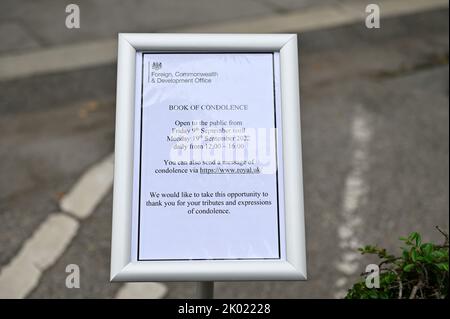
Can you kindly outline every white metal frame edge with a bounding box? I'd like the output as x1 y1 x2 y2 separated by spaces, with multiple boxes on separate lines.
111 33 306 282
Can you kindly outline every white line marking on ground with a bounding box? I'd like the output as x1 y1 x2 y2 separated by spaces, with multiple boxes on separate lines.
0 0 447 81
0 152 168 298
60 154 114 219
115 283 168 299
0 153 112 298
334 107 372 299
0 214 78 298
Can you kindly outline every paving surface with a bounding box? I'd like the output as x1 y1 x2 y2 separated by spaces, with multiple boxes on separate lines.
0 8 448 298
0 0 340 53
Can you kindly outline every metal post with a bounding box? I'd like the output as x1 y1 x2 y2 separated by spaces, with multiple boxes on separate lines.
195 281 214 299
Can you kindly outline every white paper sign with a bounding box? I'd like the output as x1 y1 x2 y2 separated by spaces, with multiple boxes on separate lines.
132 52 285 261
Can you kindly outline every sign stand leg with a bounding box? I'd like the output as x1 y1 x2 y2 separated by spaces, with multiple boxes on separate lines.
195 281 214 299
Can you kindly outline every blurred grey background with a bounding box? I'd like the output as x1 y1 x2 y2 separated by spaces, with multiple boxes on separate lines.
0 0 448 298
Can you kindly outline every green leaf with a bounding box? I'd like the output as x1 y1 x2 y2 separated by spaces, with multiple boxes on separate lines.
402 249 409 260
431 250 447 260
424 255 433 263
421 243 433 256
411 249 418 262
408 232 421 246
369 291 379 299
345 229 449 299
415 233 422 246
436 263 449 271
404 264 415 272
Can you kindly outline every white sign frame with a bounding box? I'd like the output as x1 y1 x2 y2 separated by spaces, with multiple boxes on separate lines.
111 33 306 281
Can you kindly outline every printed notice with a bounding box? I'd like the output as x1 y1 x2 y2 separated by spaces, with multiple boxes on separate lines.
133 53 285 260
